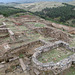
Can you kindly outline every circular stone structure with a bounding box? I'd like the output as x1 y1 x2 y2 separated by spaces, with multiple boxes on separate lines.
32 41 75 74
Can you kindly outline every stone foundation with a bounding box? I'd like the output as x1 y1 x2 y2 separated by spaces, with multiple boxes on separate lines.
0 22 16 41
32 41 75 75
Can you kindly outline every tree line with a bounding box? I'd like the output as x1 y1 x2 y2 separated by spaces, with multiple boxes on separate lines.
0 5 26 17
34 3 75 27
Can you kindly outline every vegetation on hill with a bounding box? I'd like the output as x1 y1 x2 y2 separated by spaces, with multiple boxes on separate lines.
34 3 75 27
0 5 26 17
15 2 64 12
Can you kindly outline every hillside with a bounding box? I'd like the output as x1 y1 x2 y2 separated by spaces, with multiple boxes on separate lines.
0 5 26 17
67 1 75 6
34 3 75 27
2 1 75 12
15 1 64 12
0 2 20 7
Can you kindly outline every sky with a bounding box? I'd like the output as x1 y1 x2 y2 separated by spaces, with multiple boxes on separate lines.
0 0 74 3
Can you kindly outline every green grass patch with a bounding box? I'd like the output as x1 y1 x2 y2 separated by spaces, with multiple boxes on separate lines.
18 26 28 30
19 54 24 58
34 23 45 27
38 47 73 63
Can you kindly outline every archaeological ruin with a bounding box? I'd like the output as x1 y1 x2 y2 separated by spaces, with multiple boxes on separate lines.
0 15 75 75
32 40 75 75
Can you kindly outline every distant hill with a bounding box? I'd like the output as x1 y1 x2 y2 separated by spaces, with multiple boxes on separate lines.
15 2 64 12
0 2 4 4
33 3 75 27
1 1 74 11
14 1 75 12
5 2 20 6
67 1 75 6
0 2 20 6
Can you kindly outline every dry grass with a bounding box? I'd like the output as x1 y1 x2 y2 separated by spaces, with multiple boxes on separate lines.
15 2 64 12
67 1 75 6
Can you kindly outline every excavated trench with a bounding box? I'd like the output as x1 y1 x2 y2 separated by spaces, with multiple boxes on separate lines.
0 40 45 63
33 27 70 42
0 40 46 75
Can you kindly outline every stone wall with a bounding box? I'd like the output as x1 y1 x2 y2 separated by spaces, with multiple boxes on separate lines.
0 22 16 41
0 34 9 38
9 40 46 54
0 22 6 28
0 40 47 62
0 25 6 28
32 41 75 75
0 28 16 41
0 28 8 33
0 39 50 70
0 22 8 33
0 23 9 38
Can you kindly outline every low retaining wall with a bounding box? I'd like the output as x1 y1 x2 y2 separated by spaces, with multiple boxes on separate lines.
9 40 46 54
0 22 16 41
0 22 6 28
32 41 75 75
0 28 8 33
0 25 6 28
0 34 9 38
0 28 16 41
